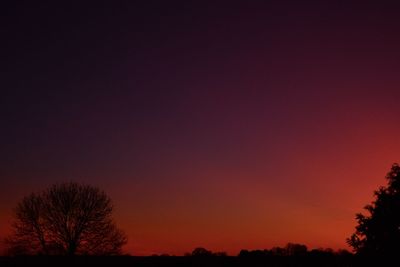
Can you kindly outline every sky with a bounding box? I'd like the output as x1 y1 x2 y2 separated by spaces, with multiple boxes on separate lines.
2 1 400 255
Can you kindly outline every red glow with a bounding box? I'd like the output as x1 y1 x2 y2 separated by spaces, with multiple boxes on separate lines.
2 1 400 256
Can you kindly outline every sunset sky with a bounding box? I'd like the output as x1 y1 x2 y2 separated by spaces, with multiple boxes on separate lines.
2 1 400 255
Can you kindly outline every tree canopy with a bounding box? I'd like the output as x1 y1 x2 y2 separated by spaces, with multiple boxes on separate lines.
348 163 400 255
5 182 127 256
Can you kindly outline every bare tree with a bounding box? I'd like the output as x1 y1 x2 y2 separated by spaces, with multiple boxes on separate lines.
5 182 127 256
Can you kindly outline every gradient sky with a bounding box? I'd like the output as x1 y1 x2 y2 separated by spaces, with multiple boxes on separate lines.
2 1 400 255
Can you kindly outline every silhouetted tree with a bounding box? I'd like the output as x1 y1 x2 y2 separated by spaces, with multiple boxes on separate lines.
336 249 352 256
238 249 250 257
213 251 228 256
5 182 127 256
191 247 212 256
270 246 286 256
347 163 400 255
284 243 307 256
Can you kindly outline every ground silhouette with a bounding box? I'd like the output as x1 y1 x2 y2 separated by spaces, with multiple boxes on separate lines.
0 250 362 267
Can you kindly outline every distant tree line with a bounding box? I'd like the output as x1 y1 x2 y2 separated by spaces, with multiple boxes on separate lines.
175 244 351 257
238 244 351 257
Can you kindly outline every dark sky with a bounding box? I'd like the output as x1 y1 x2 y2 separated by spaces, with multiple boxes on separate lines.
2 1 400 255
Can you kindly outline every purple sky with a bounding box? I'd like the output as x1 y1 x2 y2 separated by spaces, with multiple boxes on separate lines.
2 1 400 255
